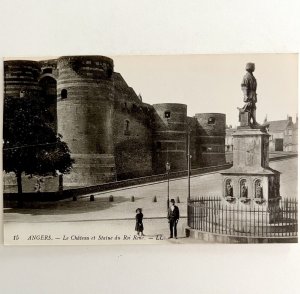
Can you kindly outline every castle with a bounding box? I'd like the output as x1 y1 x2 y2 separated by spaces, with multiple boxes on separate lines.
4 56 226 190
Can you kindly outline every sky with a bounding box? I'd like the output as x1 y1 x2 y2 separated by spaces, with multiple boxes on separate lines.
112 54 298 127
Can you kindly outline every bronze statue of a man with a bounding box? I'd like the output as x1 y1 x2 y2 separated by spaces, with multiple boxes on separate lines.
239 62 258 126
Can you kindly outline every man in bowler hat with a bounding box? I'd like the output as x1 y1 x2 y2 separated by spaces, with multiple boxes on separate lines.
167 199 180 239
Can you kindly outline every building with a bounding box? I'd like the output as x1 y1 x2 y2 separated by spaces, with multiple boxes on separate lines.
267 116 298 152
225 126 235 163
225 116 298 164
3 56 226 191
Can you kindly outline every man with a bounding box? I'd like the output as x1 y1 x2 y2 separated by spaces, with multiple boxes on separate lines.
167 199 180 239
239 62 258 125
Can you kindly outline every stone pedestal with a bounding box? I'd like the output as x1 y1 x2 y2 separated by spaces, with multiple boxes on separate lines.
220 126 280 222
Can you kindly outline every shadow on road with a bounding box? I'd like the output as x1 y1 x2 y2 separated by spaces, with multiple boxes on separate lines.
4 196 130 216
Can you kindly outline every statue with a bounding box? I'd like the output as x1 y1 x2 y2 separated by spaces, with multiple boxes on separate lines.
226 181 233 197
240 181 248 198
238 63 258 126
255 181 263 199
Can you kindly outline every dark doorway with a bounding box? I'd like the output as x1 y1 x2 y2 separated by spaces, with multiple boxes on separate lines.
275 139 283 151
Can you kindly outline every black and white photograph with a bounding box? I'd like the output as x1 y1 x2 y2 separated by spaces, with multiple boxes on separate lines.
3 54 298 244
1 1 300 293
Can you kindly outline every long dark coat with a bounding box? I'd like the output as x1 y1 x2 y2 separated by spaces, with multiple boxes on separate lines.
135 212 144 232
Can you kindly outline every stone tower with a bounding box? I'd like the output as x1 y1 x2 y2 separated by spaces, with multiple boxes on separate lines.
195 113 226 167
4 60 40 99
57 56 116 186
152 103 188 174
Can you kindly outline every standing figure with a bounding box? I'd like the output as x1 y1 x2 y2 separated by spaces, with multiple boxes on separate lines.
256 182 263 199
241 181 248 198
239 62 258 126
226 181 233 197
135 208 144 236
167 199 180 239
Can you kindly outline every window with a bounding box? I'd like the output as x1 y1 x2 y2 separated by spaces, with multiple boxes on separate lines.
42 68 53 74
288 129 292 135
124 120 130 135
96 143 102 153
61 89 68 99
208 117 216 124
156 142 162 150
164 111 171 119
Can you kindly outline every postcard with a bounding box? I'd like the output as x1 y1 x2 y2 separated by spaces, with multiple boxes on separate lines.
3 54 298 245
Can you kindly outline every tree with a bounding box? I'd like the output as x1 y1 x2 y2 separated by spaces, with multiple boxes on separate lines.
3 96 74 195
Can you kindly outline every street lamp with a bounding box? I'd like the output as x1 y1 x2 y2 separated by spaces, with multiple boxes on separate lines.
166 161 171 209
187 130 191 200
187 125 192 201
164 110 171 209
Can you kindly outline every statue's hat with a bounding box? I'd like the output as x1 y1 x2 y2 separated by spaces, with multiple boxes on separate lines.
246 62 255 71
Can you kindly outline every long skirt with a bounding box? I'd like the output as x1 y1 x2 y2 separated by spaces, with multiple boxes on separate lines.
135 222 144 232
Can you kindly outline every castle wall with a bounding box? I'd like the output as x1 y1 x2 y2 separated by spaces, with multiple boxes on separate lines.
194 113 226 166
187 116 201 169
56 56 116 186
112 73 153 179
3 56 228 191
152 103 187 173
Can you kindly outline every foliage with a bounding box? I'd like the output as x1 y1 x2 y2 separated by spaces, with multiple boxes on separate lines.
3 96 74 192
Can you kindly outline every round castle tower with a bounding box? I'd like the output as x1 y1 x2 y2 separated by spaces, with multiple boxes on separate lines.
57 56 116 186
4 60 40 99
152 103 187 173
195 113 226 166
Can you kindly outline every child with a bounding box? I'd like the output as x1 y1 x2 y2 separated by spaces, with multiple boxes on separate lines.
135 208 144 236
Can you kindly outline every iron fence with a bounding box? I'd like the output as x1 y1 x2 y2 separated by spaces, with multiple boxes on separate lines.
187 196 298 237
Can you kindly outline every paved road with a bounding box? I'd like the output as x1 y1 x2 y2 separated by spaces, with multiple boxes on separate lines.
4 157 297 223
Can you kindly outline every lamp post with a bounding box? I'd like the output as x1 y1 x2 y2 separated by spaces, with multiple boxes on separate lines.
166 161 171 209
164 110 171 209
187 129 191 201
